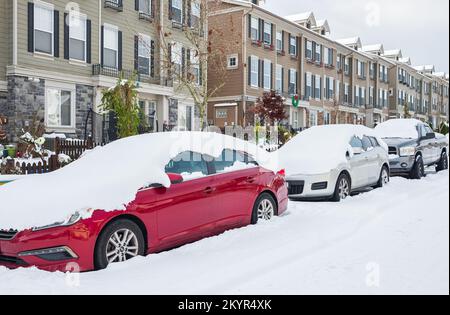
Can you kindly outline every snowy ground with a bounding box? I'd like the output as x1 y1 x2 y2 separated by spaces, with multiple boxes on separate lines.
0 170 448 295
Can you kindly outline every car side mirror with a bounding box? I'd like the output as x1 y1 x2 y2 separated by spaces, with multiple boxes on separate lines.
352 147 363 155
167 173 184 185
425 132 435 140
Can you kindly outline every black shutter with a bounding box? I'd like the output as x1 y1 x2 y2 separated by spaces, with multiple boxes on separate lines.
150 40 155 77
63 13 69 59
134 35 139 71
182 0 187 25
168 0 173 20
151 0 156 18
135 0 139 11
168 44 172 77
304 73 307 98
100 26 104 66
118 31 122 70
281 31 285 51
86 20 92 64
271 23 275 46
186 49 191 79
248 14 252 38
281 67 284 93
28 3 34 53
312 75 316 98
187 0 192 27
259 19 264 41
296 71 299 94
248 56 251 86
270 63 273 90
54 10 59 57
288 69 291 94
199 63 203 86
259 59 264 88
182 47 186 78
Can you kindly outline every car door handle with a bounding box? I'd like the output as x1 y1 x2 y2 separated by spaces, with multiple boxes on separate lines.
204 187 216 194
246 176 256 183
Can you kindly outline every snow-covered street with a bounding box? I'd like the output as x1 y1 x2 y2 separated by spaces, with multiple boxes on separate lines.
0 170 448 295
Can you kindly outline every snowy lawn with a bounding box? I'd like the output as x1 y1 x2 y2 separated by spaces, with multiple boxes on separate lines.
0 170 448 295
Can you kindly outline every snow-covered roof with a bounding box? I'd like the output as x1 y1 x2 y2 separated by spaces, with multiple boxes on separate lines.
399 57 412 65
285 12 317 28
414 65 436 74
336 37 362 50
313 19 330 34
383 49 403 59
362 44 385 55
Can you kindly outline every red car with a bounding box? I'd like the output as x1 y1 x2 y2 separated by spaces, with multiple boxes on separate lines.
0 149 287 272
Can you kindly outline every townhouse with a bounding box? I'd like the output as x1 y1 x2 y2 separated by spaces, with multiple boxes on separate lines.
0 0 204 143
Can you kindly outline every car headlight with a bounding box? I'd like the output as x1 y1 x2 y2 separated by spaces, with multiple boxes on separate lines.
399 147 416 157
32 212 82 232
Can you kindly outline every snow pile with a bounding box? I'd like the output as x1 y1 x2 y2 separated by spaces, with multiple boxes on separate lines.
278 125 387 175
375 119 423 139
0 132 274 230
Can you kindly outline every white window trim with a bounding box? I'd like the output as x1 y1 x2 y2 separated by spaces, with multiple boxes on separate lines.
139 0 153 15
251 16 259 41
227 54 239 69
263 59 271 90
34 0 54 56
250 55 259 88
103 23 119 69
138 34 152 76
289 68 297 94
44 81 76 131
263 22 272 45
276 64 283 92
172 0 184 24
69 12 87 63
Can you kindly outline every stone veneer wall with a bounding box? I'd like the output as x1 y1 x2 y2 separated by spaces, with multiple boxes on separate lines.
75 84 94 139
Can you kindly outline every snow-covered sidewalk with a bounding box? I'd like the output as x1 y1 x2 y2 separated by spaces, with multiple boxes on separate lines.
0 170 448 295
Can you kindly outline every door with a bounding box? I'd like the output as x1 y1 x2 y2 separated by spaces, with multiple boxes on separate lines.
424 125 440 163
362 136 380 184
348 136 369 189
419 124 434 164
154 151 216 247
210 149 261 229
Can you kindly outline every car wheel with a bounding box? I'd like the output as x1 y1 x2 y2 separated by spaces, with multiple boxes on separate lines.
251 193 277 224
94 219 145 270
331 173 351 202
409 155 425 180
375 166 390 188
436 151 448 172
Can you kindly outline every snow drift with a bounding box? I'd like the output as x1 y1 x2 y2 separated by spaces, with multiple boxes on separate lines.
278 124 388 176
0 132 274 230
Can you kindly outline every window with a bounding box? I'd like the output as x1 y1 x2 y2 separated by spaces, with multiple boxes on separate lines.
314 44 321 63
103 25 118 68
314 75 321 99
263 60 271 90
227 54 238 69
165 151 208 180
289 69 297 95
139 0 152 16
138 35 151 75
46 87 74 128
191 0 201 28
69 13 86 61
369 137 380 147
263 22 272 45
344 58 350 75
344 83 349 103
305 72 312 99
309 110 317 127
357 60 365 78
306 40 313 60
362 136 373 151
34 3 54 55
251 17 259 41
324 47 333 66
216 109 227 119
355 85 360 106
289 35 297 56
171 42 183 75
324 111 331 125
350 136 363 149
276 31 283 52
276 65 283 93
191 51 200 85
250 56 259 87
172 0 183 24
214 149 258 174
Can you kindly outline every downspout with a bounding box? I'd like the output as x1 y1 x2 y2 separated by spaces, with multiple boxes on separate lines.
242 10 248 126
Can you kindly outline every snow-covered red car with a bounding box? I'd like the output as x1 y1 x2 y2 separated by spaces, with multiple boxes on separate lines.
279 125 390 201
0 132 287 272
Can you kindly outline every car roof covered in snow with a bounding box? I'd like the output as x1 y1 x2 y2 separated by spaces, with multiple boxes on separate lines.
375 119 424 139
0 132 274 230
278 124 387 176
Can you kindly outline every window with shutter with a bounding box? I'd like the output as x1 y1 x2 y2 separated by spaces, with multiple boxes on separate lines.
34 3 54 55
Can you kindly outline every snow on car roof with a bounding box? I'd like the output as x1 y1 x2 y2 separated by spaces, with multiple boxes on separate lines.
375 119 423 139
0 132 274 230
278 124 387 176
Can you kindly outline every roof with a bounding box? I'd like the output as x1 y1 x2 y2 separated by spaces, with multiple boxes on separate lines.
399 57 411 65
382 49 403 59
313 19 330 33
336 37 363 50
361 44 384 55
285 11 317 27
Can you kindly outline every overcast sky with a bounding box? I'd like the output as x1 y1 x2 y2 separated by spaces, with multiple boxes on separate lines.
261 0 449 73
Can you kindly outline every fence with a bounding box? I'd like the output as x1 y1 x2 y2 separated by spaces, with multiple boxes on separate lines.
54 137 104 160
5 155 59 175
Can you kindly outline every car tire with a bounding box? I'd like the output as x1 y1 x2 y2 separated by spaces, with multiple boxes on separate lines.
94 219 146 270
375 165 390 188
331 173 351 202
251 193 277 224
409 155 425 180
436 151 448 172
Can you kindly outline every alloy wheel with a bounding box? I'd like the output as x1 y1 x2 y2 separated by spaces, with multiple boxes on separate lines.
338 177 350 200
106 229 139 264
381 168 389 186
257 199 274 220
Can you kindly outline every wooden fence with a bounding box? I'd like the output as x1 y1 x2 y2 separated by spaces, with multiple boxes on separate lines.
5 155 59 175
54 137 97 160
